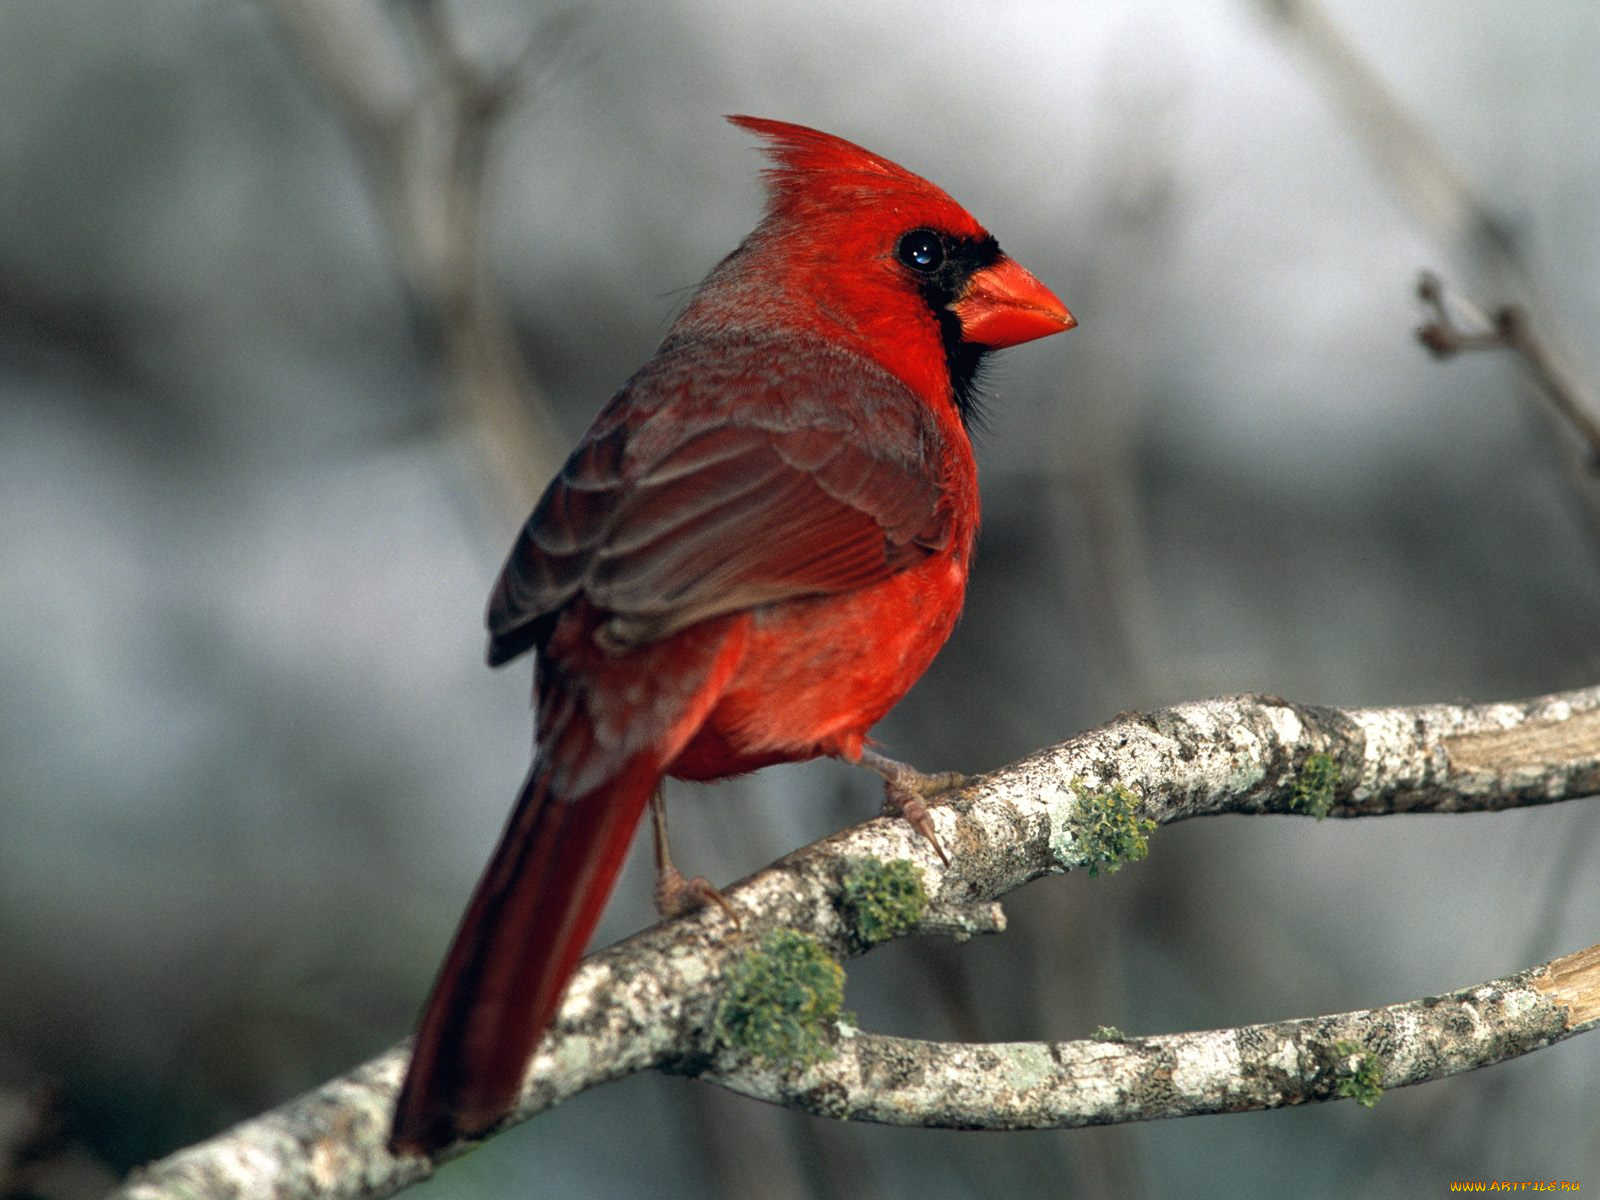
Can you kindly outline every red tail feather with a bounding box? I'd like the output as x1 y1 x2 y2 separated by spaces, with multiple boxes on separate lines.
390 753 662 1153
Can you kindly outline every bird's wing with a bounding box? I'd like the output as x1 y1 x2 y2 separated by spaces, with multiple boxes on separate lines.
486 333 953 665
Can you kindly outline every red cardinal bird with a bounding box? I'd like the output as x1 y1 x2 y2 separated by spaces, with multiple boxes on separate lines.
391 116 1073 1155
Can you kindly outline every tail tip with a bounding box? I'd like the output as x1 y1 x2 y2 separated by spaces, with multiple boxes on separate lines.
390 1087 504 1159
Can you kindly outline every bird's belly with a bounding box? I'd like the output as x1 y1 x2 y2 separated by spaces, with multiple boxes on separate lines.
664 553 967 781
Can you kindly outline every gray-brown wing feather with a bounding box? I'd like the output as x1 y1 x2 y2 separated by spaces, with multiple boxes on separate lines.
486 334 950 665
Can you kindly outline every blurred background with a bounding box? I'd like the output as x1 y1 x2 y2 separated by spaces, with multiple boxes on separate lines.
3 0 1599 1196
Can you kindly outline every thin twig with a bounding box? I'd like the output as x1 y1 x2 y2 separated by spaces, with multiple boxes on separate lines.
1255 0 1507 258
1418 273 1600 470
264 0 574 515
112 684 1600 1200
1254 0 1513 267
1255 0 1600 523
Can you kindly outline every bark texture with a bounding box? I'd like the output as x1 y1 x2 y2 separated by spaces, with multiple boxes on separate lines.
114 685 1600 1200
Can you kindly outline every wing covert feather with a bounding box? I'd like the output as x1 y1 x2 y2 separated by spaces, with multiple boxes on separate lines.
486 334 951 665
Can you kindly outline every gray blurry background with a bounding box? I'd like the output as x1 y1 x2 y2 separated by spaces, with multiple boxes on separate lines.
3 1 1599 1197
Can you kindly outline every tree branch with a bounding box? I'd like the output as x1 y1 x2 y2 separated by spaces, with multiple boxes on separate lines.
711 941 1600 1127
1255 0 1504 257
114 684 1600 1199
1417 272 1600 470
264 0 579 512
1252 0 1600 540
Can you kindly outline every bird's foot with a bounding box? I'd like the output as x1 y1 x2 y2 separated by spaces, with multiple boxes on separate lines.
650 786 739 925
654 866 740 925
857 748 968 866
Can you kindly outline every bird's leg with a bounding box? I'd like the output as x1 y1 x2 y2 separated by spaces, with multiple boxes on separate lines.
856 748 969 867
650 786 739 925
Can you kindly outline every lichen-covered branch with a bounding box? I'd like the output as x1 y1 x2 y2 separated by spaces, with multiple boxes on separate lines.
710 941 1600 1127
113 684 1600 1200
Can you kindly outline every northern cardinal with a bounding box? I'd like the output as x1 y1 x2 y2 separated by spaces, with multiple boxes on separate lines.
391 116 1073 1155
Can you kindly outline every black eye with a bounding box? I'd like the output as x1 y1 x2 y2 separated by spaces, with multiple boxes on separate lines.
896 229 945 273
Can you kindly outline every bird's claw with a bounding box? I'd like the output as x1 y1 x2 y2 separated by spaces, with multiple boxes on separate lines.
857 748 967 866
654 866 741 927
881 786 951 866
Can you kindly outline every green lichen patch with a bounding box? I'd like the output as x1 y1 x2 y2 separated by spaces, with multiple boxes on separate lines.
839 858 927 946
1290 752 1341 820
1090 1025 1126 1043
1069 781 1156 877
713 930 846 1068
1331 1039 1383 1107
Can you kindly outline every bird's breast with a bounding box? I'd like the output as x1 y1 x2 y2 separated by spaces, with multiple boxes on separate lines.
664 547 970 781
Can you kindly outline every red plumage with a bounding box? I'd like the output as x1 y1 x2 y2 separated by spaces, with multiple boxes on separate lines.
391 116 1073 1155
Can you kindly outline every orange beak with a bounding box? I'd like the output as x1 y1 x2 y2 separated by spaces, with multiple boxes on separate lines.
952 255 1075 349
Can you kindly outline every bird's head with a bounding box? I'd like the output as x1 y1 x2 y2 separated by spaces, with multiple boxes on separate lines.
680 115 1073 420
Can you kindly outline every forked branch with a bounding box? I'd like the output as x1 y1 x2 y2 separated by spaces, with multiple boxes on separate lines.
264 0 584 510
111 684 1600 1199
1417 272 1600 469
